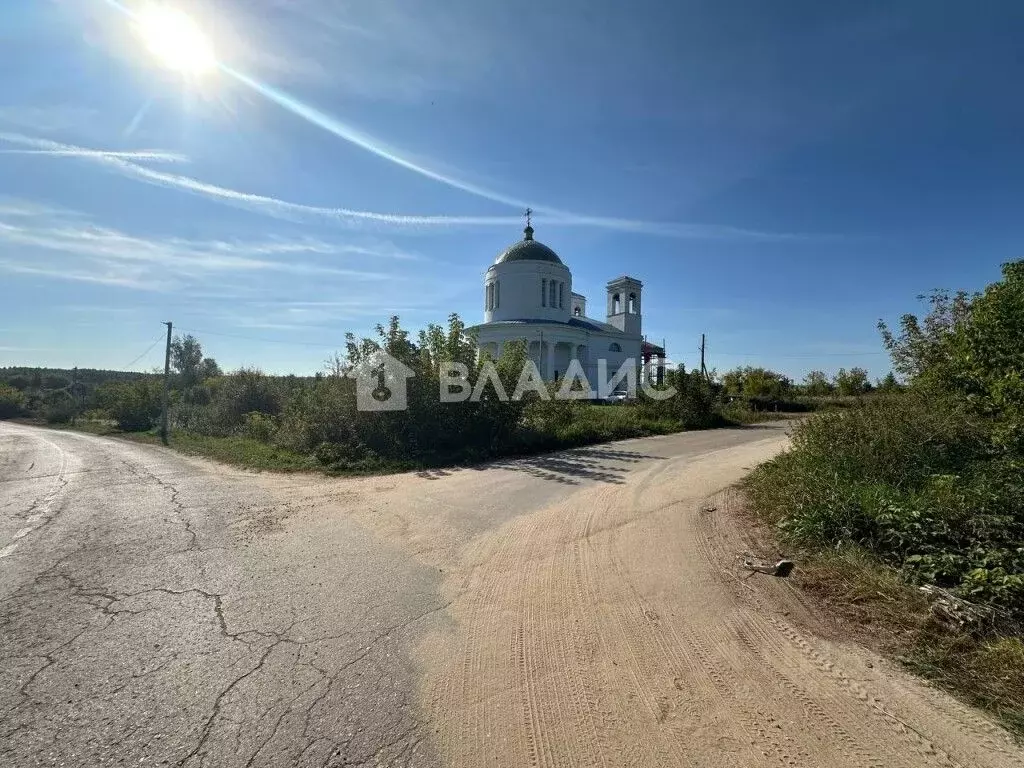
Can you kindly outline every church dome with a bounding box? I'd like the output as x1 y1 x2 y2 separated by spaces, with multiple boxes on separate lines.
493 225 563 266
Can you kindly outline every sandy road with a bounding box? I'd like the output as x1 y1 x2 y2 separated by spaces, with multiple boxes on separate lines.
1 420 1021 767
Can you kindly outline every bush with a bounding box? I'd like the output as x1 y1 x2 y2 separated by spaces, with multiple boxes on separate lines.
241 411 277 442
0 383 26 418
103 380 162 431
748 379 1022 621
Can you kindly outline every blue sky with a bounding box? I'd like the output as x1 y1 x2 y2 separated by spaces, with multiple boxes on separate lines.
2 0 1023 380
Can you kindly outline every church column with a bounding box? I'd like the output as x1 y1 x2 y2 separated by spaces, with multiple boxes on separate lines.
546 340 556 381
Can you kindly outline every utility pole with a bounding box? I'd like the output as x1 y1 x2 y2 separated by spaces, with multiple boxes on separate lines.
160 321 172 445
700 333 708 382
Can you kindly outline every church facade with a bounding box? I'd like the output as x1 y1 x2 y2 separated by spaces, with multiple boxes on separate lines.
467 220 664 390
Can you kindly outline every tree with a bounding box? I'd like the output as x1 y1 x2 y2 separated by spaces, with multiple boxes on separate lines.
876 372 900 392
834 367 871 396
803 370 833 396
879 289 973 383
720 367 791 399
878 259 1024 450
171 334 220 388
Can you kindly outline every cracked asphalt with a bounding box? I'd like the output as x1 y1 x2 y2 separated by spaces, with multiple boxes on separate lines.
0 420 796 767
0 423 447 767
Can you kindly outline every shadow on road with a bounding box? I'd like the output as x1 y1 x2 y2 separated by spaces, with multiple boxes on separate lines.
475 446 663 486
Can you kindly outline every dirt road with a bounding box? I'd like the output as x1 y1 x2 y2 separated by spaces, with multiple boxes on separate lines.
1 421 1021 767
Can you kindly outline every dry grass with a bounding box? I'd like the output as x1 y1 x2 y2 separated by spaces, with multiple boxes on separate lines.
757 537 1024 740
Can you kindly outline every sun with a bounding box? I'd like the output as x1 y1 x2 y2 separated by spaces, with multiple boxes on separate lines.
136 5 216 75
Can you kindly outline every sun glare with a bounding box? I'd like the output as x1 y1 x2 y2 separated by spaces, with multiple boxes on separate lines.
136 5 216 75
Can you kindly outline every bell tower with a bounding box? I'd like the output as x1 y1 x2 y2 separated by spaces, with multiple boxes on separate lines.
606 276 642 336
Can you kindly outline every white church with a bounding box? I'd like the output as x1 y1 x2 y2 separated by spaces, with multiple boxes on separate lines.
467 215 666 389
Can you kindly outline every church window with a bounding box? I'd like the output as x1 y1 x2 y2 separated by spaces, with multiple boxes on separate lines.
549 281 557 308
609 342 622 353
486 283 492 311
559 283 564 309
612 293 621 314
628 292 637 313
494 281 500 309
541 279 547 307
573 306 581 317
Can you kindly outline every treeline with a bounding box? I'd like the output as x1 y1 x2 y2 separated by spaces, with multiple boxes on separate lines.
0 367 153 421
158 316 721 470
0 315 732 470
747 260 1024 731
721 365 899 399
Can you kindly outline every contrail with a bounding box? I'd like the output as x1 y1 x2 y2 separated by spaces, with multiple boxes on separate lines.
0 148 185 162
223 67 558 215
98 0 599 219
0 131 521 228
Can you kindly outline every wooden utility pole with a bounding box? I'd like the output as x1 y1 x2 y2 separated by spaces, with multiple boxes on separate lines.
700 333 708 381
160 321 172 445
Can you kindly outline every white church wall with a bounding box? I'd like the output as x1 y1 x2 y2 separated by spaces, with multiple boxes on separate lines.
484 260 572 323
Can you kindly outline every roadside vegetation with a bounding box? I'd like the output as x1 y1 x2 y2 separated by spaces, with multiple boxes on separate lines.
3 315 899 474
747 260 1024 737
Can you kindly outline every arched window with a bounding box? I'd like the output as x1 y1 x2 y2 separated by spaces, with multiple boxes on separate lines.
609 342 622 353
573 306 581 317
541 279 547 307
611 293 621 314
549 281 557 308
494 280 500 309
486 283 493 311
558 283 564 309
628 292 637 313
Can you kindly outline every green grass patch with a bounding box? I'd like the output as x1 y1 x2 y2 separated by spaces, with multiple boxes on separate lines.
44 419 320 473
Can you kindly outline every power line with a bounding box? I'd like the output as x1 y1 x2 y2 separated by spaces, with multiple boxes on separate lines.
124 334 166 369
710 351 888 359
176 326 343 349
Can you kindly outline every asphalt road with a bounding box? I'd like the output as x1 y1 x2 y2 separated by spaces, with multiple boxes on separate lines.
0 421 790 767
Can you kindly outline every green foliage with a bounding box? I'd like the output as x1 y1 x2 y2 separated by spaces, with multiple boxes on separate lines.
749 397 1022 619
42 390 76 424
636 367 720 429
833 366 872 396
722 366 792 399
803 370 833 396
752 261 1024 626
170 334 220 389
241 411 277 442
99 379 163 432
0 383 27 418
877 371 901 392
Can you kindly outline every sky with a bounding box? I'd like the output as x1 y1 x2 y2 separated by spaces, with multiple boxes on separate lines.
2 0 1023 380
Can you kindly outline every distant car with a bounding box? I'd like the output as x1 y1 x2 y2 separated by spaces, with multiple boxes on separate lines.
605 391 629 403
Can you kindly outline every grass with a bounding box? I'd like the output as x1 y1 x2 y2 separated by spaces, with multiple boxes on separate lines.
44 418 320 473
742 400 1024 740
782 545 1024 738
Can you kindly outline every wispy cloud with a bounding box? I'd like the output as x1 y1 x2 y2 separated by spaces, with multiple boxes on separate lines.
0 203 412 291
0 148 186 162
0 132 811 240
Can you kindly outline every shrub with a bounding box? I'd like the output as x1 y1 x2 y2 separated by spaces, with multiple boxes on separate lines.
104 380 162 431
241 411 277 442
0 383 26 418
748 384 1022 621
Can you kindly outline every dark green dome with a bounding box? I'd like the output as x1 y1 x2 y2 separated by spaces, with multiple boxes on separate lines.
494 225 563 266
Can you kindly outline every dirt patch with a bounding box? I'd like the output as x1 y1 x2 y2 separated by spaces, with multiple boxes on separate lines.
418 436 1024 767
